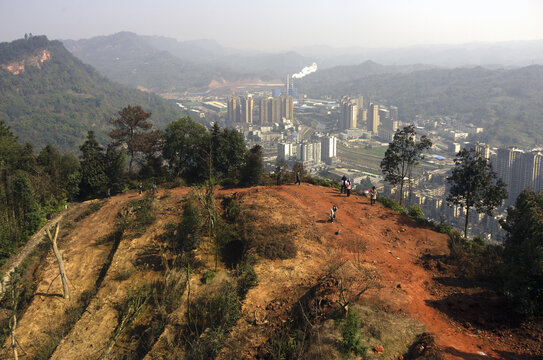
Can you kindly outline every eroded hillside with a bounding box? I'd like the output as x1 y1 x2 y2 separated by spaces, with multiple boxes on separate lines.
0 184 540 359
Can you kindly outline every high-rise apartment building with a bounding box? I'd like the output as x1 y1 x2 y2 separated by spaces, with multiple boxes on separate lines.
240 96 253 124
277 143 294 162
227 96 240 123
390 106 398 123
299 141 322 165
321 136 337 164
359 108 367 127
473 143 490 160
520 152 543 194
494 148 524 205
280 95 293 120
340 97 358 130
268 97 281 124
367 103 380 133
358 95 364 109
259 98 269 124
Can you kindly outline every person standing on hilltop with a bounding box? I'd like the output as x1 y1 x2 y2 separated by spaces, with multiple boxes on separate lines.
295 171 301 185
341 174 347 194
330 205 338 223
346 179 352 197
370 186 377 206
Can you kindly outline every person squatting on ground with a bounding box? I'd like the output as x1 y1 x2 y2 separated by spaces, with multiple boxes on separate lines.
330 205 338 223
340 175 347 194
346 179 352 197
370 186 377 205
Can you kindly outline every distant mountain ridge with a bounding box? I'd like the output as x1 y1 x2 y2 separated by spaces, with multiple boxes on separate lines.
298 63 543 147
63 32 251 93
0 35 181 151
63 32 439 93
293 39 543 68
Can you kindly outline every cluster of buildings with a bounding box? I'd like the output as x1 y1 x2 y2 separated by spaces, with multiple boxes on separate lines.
336 95 399 141
227 95 294 125
277 135 338 167
492 147 543 206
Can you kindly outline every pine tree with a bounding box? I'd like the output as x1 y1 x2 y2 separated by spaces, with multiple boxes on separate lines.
79 131 108 198
109 105 163 176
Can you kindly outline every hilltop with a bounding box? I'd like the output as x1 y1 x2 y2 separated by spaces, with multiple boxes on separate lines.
0 35 181 151
0 184 540 359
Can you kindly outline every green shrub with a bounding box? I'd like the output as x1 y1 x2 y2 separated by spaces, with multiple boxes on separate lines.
178 197 202 252
187 327 227 360
378 197 407 215
219 177 239 187
304 176 340 189
342 310 367 356
448 232 503 281
246 223 297 260
436 222 455 237
222 197 241 224
201 270 216 284
190 281 241 334
407 204 424 220
236 263 258 299
217 221 244 268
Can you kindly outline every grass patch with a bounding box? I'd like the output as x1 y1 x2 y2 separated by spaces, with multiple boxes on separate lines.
74 200 103 222
378 196 408 215
341 309 368 356
186 280 241 359
304 176 341 190
118 195 156 235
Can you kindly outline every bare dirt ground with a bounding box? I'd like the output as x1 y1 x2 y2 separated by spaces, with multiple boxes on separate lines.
2 184 541 359
214 184 541 359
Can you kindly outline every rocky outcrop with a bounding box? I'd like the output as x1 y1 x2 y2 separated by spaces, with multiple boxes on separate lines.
1 49 51 75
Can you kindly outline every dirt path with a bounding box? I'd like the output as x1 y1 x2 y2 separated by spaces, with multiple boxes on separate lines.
264 184 505 360
0 202 86 297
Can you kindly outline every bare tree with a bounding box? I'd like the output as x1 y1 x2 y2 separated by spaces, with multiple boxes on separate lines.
7 272 26 360
46 223 71 299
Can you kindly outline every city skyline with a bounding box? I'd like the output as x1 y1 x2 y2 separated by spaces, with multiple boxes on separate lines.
1 0 542 52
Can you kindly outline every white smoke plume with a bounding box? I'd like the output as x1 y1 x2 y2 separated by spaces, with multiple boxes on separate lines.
292 62 318 79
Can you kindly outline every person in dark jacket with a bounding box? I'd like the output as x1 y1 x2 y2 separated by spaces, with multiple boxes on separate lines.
340 175 347 194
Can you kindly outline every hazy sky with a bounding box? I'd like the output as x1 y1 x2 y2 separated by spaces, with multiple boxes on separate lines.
1 0 542 51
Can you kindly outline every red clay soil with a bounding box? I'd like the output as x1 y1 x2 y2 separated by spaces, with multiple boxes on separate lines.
251 184 536 360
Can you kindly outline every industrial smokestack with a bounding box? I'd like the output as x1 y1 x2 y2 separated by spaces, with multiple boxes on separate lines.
292 63 318 79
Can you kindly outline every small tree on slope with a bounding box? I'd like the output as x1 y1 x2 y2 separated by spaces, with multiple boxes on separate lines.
380 125 432 205
446 148 507 238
